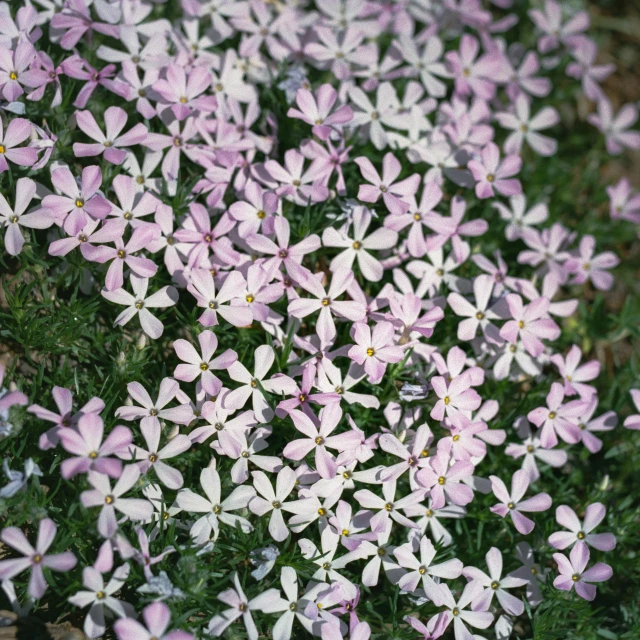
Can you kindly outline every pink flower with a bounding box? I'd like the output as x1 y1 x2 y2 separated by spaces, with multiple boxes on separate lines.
73 107 148 165
527 382 584 448
58 413 132 479
61 55 117 109
174 203 239 268
50 0 119 50
430 373 482 428
491 194 549 241
394 536 463 603
588 99 640 155
224 345 297 422
187 270 253 328
246 216 321 276
355 153 420 216
108 175 159 227
114 601 193 640
323 206 398 281
348 321 404 384
283 404 360 479
0 116 37 173
102 275 178 339
548 503 616 551
416 447 474 509
447 274 503 343
353 479 424 533
423 195 488 263
42 165 112 236
0 41 39 102
126 420 191 490
462 547 529 616
249 467 313 542
153 64 217 121
115 378 194 431
438 581 494 639
575 399 617 453
276 362 339 417
288 268 366 343
377 423 433 483
88 225 159 291
528 0 590 53
29 387 105 451
287 83 353 140
504 425 567 481
607 177 640 223
550 344 600 399
0 518 77 599
262 149 329 205
553 543 612 601
445 34 503 100
496 95 559 156
565 235 619 290
490 469 552 534
80 465 153 538
566 39 615 102
624 389 640 430
228 182 279 239
173 330 237 397
207 572 281 638
0 176 53 255
499 294 560 357
468 142 522 199
176 467 255 543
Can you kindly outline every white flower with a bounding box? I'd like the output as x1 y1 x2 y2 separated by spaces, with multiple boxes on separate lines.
102 274 178 339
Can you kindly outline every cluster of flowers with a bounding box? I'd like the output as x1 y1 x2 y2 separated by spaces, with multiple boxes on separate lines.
0 0 639 638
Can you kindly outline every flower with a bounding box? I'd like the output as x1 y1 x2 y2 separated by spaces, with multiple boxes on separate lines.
249 467 314 541
68 564 133 639
490 469 552 534
348 321 404 384
176 466 255 543
207 572 281 639
0 116 37 173
73 106 148 165
0 518 77 599
287 83 353 140
42 165 112 236
80 465 153 538
565 235 619 290
527 382 585 448
496 95 559 156
499 294 560 358
468 142 522 199
283 404 360 479
0 176 53 255
462 547 528 616
288 268 366 343
552 543 612 601
355 153 420 216
58 412 132 479
114 601 193 640
102 275 178 339
394 535 463 603
323 206 398 282
438 581 494 640
173 330 238 397
548 503 616 551
587 99 640 155
126 419 191 489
